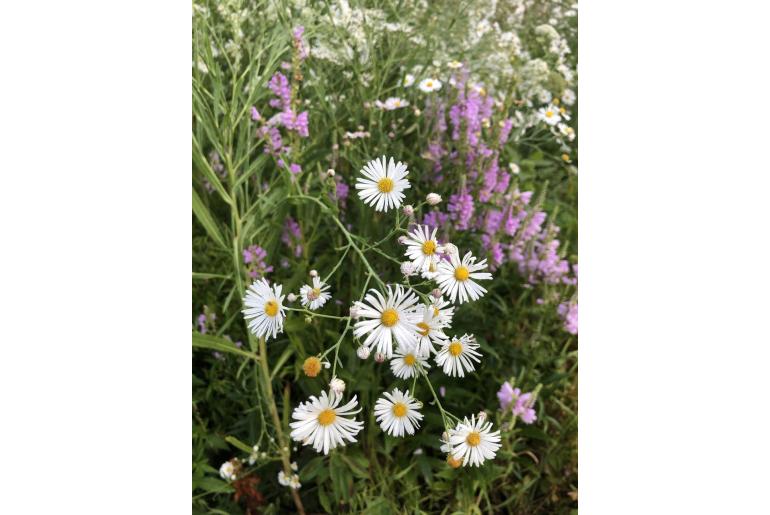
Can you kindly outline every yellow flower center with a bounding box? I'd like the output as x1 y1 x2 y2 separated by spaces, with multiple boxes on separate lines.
447 455 462 468
422 240 437 255
561 154 570 162
392 402 408 418
416 322 430 337
381 308 399 327
428 263 437 273
404 354 416 366
545 110 554 118
302 357 322 377
466 431 481 447
317 409 336 426
426 81 433 88
560 107 566 114
449 341 463 356
377 177 394 193
454 266 470 281
553 98 560 105
264 300 279 317
433 306 440 317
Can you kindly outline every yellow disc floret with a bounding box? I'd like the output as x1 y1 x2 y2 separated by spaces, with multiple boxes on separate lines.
381 308 399 327
392 402 407 418
377 177 394 193
454 266 470 281
466 431 481 447
264 300 279 317
422 240 437 255
448 341 463 356
317 409 336 426
404 354 416 366
416 322 430 337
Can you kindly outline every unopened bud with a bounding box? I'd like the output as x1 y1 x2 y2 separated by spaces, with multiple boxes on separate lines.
402 204 414 217
287 293 298 302
309 269 318 277
374 352 386 363
357 346 370 360
426 193 442 206
326 168 336 178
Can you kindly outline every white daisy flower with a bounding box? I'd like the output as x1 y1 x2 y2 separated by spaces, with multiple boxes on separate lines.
435 334 482 377
562 88 576 106
428 296 455 328
447 414 502 467
355 156 411 212
435 251 493 304
403 73 415 87
390 342 431 379
352 285 420 358
219 459 240 481
375 97 410 111
418 78 442 92
412 303 449 357
557 122 576 141
402 224 444 273
447 60 463 69
299 276 332 310
373 388 424 437
537 104 562 126
289 390 364 455
242 279 286 340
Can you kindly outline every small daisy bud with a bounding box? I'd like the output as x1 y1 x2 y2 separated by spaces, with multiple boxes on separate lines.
401 261 417 277
349 305 360 318
326 168 335 178
388 131 395 139
402 204 414 217
309 269 318 277
426 193 442 205
414 108 421 116
431 288 443 299
304 316 312 324
397 235 408 244
477 411 487 422
413 448 424 455
374 352 386 363
302 356 322 377
357 346 370 359
447 455 462 468
509 162 520 175
329 376 346 395
287 293 298 302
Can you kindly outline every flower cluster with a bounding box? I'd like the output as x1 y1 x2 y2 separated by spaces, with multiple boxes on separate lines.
243 245 273 280
498 382 538 424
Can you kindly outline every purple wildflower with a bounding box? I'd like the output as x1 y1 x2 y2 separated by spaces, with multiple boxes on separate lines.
250 106 261 121
558 301 578 335
281 217 303 258
289 163 302 175
243 245 273 280
268 72 291 110
292 26 308 60
447 191 474 230
498 382 538 424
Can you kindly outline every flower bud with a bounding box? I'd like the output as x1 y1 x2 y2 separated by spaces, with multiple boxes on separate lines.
431 288 443 299
374 352 386 363
309 269 318 277
349 305 360 318
329 376 346 395
401 261 417 277
326 168 336 178
356 346 370 360
397 235 408 244
402 204 414 217
426 193 442 205
287 293 298 302
509 162 520 175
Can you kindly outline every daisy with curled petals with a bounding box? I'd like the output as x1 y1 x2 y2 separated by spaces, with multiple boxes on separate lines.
373 388 424 437
289 390 364 455
428 295 455 327
435 251 492 304
413 303 449 357
402 224 444 273
352 285 420 358
435 334 482 377
355 156 410 212
447 414 502 467
390 342 431 379
242 279 286 340
299 276 332 311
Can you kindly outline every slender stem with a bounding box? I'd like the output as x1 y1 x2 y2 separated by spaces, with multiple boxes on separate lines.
258 337 306 515
285 307 350 320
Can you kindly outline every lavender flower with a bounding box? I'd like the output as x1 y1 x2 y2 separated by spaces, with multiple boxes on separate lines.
497 382 537 424
281 217 303 258
558 301 578 335
447 191 474 230
243 245 274 280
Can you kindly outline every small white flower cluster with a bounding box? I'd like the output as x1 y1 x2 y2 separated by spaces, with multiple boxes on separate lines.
374 97 410 111
277 462 301 489
241 155 502 466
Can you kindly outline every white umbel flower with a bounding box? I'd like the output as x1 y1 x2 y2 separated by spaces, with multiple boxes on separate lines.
418 78 442 92
435 251 492 304
355 156 410 212
289 391 364 455
403 224 443 273
413 303 449 357
390 342 431 379
435 334 482 377
447 414 502 467
537 104 562 126
242 279 286 340
352 285 420 358
299 276 332 310
373 388 424 437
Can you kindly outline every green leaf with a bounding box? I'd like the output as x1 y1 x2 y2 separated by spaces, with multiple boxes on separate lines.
192 332 258 361
192 187 228 251
197 477 233 494
225 435 254 454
